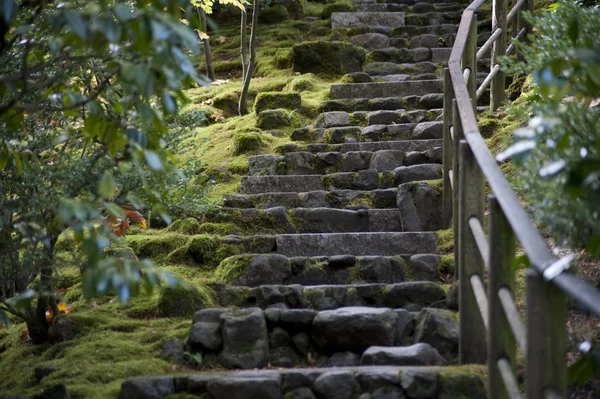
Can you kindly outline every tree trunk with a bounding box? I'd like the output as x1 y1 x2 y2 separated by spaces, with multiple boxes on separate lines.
240 8 249 83
238 0 259 116
199 9 215 81
27 240 58 344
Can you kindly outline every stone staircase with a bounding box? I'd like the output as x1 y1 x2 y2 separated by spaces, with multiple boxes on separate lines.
120 0 491 397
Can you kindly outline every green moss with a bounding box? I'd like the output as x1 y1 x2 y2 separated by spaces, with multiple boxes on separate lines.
165 234 240 268
437 229 454 256
348 192 375 208
254 92 302 114
425 178 444 195
213 255 255 283
0 310 191 398
124 233 190 262
233 132 268 155
196 222 239 235
438 365 488 399
157 285 214 318
379 171 395 187
440 254 455 277
286 74 317 92
166 218 202 235
259 4 289 24
321 2 354 19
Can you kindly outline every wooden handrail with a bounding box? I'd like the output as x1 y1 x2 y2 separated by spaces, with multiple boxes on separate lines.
442 0 600 396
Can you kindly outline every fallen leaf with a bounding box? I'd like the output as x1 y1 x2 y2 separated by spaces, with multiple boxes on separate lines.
217 36 227 43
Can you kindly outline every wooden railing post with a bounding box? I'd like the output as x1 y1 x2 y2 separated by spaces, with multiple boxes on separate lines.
458 140 486 364
452 100 463 280
487 195 516 399
491 0 507 110
462 16 478 111
526 270 567 399
442 68 454 228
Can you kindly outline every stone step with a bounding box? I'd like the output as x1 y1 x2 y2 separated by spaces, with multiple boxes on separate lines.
330 80 443 100
275 139 443 155
249 145 441 176
364 60 440 76
122 365 487 398
213 252 444 286
240 164 442 194
392 23 458 37
277 231 438 256
215 282 446 310
319 95 445 113
320 94 490 113
331 12 406 29
354 2 462 12
404 11 460 26
216 207 405 233
225 188 399 209
366 46 491 66
293 117 444 144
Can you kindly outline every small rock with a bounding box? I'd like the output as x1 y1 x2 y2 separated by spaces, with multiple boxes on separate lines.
270 345 301 367
413 308 459 361
317 111 351 128
257 109 291 129
314 371 358 399
351 33 391 50
291 332 312 355
320 351 360 367
220 308 269 369
33 383 70 399
121 377 175 399
189 321 222 352
161 340 185 364
372 386 405 399
34 364 56 382
207 373 282 399
412 121 443 139
48 317 77 343
312 307 398 352
270 327 291 348
285 387 317 399
401 369 440 398
360 343 447 366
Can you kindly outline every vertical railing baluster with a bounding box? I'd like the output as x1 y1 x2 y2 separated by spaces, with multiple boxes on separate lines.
488 195 516 399
491 0 507 110
526 271 567 399
458 140 486 364
442 68 454 228
462 16 478 111
452 100 463 280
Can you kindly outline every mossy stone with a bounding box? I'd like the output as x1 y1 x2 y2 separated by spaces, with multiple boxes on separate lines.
292 41 366 75
259 5 289 24
233 132 267 155
321 2 354 19
257 109 291 129
166 218 202 235
254 92 302 114
157 286 205 318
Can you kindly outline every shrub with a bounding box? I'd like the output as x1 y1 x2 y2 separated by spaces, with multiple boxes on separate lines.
500 2 600 252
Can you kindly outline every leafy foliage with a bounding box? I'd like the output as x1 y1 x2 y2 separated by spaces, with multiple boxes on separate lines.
0 0 210 342
500 1 600 252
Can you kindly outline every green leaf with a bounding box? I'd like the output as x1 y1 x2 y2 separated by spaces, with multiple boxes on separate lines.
13 152 22 175
64 10 89 40
511 253 530 271
0 146 8 170
98 171 116 200
0 309 9 326
161 90 178 114
568 355 595 385
567 18 579 43
104 202 125 219
144 150 163 171
113 4 133 22
0 0 17 23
